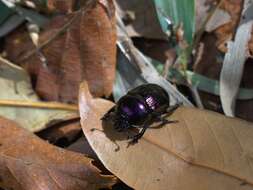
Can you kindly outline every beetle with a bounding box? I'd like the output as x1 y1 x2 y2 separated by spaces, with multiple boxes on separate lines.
101 83 181 145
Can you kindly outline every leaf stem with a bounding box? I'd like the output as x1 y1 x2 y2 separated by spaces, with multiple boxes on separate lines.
0 100 78 111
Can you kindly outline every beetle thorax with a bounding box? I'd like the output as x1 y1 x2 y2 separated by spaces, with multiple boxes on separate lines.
145 95 158 110
118 96 149 125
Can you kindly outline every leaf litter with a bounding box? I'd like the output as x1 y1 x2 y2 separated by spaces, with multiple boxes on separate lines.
10 0 117 103
1 0 253 189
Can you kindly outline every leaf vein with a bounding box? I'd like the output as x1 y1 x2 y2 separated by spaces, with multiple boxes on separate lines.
203 115 225 169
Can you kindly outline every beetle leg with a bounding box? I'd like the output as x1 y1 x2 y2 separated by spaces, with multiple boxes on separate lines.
151 102 181 126
128 124 149 145
101 106 116 120
156 116 177 125
149 111 178 129
166 102 182 114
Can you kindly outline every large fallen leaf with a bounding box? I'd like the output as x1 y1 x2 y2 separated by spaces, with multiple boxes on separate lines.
0 57 77 132
79 82 253 190
0 116 116 190
15 0 116 103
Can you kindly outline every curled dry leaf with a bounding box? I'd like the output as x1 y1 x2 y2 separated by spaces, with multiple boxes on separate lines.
17 0 116 103
213 0 253 53
79 82 253 190
37 120 82 144
0 116 116 190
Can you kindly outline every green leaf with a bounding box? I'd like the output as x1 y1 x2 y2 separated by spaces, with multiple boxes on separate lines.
0 2 14 25
153 0 195 45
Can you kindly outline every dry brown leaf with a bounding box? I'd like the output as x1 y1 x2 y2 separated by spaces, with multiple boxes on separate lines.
214 0 243 52
37 120 82 145
79 82 253 190
115 0 166 39
11 0 116 103
47 0 76 13
0 116 116 190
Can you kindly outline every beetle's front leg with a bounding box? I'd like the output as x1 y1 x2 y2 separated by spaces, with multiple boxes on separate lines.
128 124 149 145
166 102 182 114
155 116 177 125
127 115 153 146
149 111 178 129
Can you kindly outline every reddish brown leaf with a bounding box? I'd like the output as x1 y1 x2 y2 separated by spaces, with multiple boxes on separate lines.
47 0 77 13
214 0 242 52
0 117 116 190
13 0 116 103
5 27 35 63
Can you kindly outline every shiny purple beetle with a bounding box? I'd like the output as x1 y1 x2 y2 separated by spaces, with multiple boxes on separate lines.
101 83 180 144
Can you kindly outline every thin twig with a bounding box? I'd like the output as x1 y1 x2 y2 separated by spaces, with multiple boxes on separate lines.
0 56 24 71
163 50 176 78
0 100 78 111
187 84 204 108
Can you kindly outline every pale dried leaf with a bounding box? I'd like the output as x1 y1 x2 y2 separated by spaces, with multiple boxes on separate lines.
0 57 76 132
79 82 253 190
196 0 210 31
206 8 231 32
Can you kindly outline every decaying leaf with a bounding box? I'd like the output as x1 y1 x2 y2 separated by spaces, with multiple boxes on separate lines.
205 8 231 32
214 0 242 52
17 0 116 103
0 116 116 190
115 0 166 39
47 0 76 13
79 82 253 190
0 57 77 132
37 120 82 145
